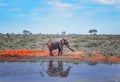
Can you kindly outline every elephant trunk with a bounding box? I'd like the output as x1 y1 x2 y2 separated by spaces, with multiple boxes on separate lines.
69 47 75 52
66 45 75 52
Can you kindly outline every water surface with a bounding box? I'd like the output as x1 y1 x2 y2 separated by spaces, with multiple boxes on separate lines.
0 60 120 82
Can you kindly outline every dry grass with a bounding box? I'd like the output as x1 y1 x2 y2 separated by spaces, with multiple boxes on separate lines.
0 34 120 57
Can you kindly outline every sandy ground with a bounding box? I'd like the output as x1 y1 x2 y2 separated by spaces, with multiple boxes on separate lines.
0 50 120 62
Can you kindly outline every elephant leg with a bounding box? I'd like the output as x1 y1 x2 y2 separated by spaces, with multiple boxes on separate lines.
60 49 63 56
49 49 53 56
58 48 63 56
58 49 61 56
58 44 63 56
60 46 63 56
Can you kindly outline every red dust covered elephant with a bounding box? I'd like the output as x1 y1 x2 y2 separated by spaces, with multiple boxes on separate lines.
47 38 75 56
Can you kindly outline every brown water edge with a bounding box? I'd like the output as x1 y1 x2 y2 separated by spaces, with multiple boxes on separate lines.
0 50 120 62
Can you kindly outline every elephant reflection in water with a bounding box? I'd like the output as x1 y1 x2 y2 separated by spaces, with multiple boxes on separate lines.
47 61 72 78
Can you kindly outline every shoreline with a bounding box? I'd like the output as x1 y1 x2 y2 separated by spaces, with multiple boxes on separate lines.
0 50 120 63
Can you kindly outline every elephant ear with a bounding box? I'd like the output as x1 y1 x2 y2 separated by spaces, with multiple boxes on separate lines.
60 39 65 45
63 38 68 45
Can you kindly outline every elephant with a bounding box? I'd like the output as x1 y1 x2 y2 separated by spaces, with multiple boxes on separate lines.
47 60 72 78
47 38 75 56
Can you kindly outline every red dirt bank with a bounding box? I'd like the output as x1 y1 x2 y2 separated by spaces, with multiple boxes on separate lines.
0 50 120 62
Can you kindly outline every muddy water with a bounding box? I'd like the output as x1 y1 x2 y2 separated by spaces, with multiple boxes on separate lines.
0 60 120 82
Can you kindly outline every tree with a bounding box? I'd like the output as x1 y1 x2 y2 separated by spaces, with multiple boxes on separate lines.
88 29 98 35
23 30 32 35
62 31 66 35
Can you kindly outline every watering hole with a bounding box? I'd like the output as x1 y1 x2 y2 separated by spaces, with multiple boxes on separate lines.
0 60 120 82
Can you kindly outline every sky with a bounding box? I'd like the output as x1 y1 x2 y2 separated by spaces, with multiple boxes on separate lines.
0 0 120 34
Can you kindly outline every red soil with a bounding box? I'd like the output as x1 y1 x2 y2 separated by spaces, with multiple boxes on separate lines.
0 50 57 57
0 50 120 62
